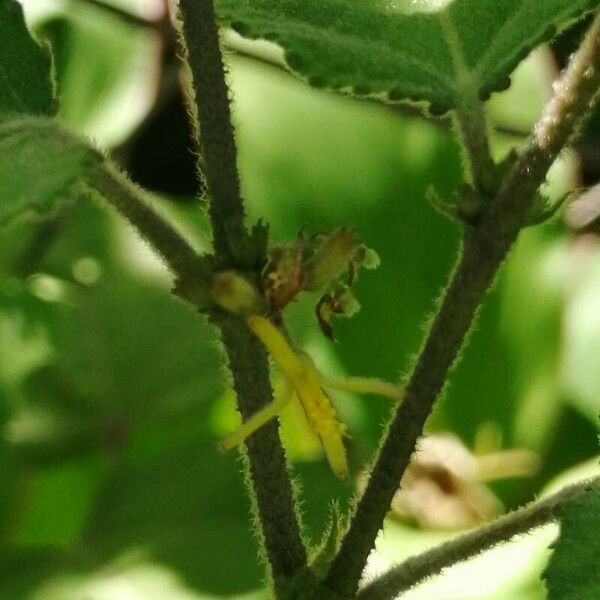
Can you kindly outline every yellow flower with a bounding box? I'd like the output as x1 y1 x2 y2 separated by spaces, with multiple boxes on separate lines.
220 315 402 478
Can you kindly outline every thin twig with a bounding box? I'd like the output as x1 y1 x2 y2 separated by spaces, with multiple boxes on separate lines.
325 13 600 597
358 475 600 600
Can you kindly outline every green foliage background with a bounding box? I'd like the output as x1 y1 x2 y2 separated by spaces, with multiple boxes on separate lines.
0 1 599 599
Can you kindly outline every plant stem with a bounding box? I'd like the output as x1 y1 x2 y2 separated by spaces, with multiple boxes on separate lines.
177 0 307 591
88 161 207 282
215 314 308 589
358 475 600 600
178 0 247 264
325 14 600 598
453 94 493 191
439 11 493 190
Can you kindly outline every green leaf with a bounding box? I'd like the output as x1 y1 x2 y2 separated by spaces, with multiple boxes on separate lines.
0 0 55 117
0 117 99 226
0 268 246 594
85 439 263 596
34 2 160 148
42 273 223 421
0 549 61 600
13 455 105 547
544 487 600 600
561 245 600 430
216 0 599 110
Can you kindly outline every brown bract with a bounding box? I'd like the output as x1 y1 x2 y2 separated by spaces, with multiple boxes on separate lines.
262 228 378 337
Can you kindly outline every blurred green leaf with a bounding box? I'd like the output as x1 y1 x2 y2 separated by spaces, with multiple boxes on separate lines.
501 232 566 454
3 269 222 457
20 555 257 600
0 117 98 226
1 270 249 593
44 275 222 421
487 48 553 135
34 3 160 148
497 228 600 493
544 487 600 600
216 0 598 109
561 242 600 429
85 438 263 595
1 551 267 600
0 0 55 118
0 549 62 600
0 305 51 388
13 455 105 547
8 365 102 463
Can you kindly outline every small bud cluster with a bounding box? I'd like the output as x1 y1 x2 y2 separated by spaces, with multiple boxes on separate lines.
264 228 379 338
211 227 379 338
211 270 265 315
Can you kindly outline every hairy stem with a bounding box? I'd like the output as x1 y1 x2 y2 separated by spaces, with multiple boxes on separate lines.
325 14 600 597
179 0 247 264
439 11 493 190
177 0 307 590
358 475 600 600
453 94 493 192
88 161 207 282
215 314 308 588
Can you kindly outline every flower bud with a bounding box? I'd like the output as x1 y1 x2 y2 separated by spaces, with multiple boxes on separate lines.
356 245 380 270
303 228 360 291
337 288 361 317
212 270 264 315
